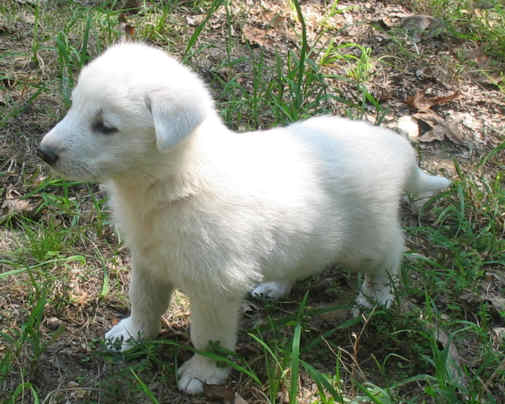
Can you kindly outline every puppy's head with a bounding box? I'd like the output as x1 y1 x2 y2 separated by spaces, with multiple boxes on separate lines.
39 43 215 181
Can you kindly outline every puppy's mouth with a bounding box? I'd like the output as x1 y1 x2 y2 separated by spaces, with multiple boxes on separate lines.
37 145 59 166
42 159 98 182
38 144 100 181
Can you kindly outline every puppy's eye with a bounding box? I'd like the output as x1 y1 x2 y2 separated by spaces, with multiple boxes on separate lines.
92 119 119 135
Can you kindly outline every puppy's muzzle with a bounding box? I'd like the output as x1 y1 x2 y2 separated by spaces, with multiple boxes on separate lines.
38 144 59 166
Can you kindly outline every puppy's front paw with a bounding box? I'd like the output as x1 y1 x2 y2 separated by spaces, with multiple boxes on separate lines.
105 317 143 352
250 281 293 299
177 354 230 394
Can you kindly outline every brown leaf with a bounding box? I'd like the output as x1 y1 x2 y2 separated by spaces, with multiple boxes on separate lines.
493 327 505 344
119 14 135 40
186 14 206 27
487 296 505 314
430 91 460 107
413 111 465 145
406 90 429 112
1 197 33 215
371 18 392 30
242 25 272 49
203 384 249 404
203 383 234 403
418 125 448 143
1 76 15 89
0 22 12 34
73 291 89 306
406 90 459 112
124 24 135 39
234 392 249 404
46 317 63 331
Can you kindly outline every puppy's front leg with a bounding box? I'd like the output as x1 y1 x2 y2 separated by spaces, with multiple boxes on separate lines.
106 265 173 351
177 295 241 394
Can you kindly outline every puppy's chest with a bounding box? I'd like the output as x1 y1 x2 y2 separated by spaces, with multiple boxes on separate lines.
114 196 220 261
118 202 246 292
117 200 193 243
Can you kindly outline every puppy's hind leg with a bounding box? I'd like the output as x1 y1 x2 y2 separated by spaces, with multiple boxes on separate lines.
177 294 242 394
354 227 404 315
106 265 173 351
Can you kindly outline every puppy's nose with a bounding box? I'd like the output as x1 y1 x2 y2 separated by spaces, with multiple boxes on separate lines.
38 144 59 166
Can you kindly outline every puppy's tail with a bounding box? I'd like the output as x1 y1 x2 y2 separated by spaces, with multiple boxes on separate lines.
406 167 451 196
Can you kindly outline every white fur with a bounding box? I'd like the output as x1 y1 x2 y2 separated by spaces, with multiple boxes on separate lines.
39 42 451 394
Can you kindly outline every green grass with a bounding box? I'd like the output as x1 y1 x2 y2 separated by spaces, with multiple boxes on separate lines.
1 0 504 402
411 0 505 63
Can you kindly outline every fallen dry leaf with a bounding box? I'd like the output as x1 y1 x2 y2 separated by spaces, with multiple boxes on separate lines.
493 327 505 344
242 25 273 49
186 14 206 27
234 392 249 404
203 383 235 403
418 124 448 143
262 9 286 30
1 197 33 216
406 90 459 112
203 383 249 403
487 295 505 314
413 111 465 145
486 270 505 287
407 90 431 112
124 24 135 39
46 316 63 331
1 76 16 89
119 14 136 40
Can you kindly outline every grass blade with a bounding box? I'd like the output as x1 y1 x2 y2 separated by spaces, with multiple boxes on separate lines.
183 0 225 63
290 0 308 110
80 11 92 66
301 360 342 401
0 256 85 279
130 368 160 404
289 323 302 404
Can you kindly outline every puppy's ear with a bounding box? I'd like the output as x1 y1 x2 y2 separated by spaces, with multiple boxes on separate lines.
146 92 205 151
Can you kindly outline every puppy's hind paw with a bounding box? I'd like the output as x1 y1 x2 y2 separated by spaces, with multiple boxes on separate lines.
250 281 293 300
177 354 230 394
352 288 395 317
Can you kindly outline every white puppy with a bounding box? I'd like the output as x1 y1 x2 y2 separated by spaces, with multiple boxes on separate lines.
39 42 450 394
